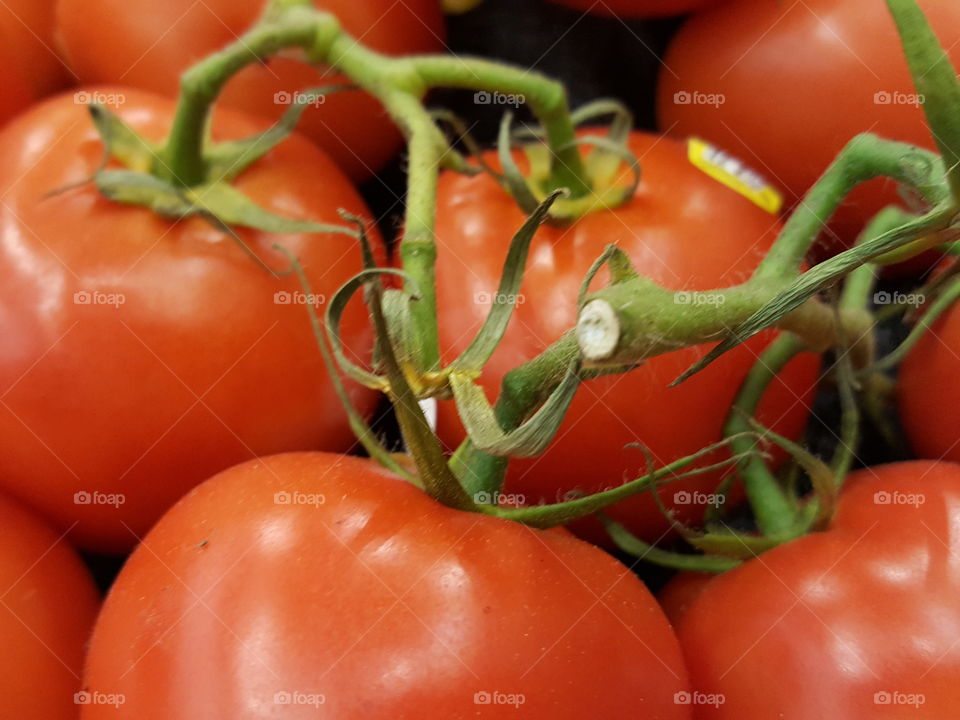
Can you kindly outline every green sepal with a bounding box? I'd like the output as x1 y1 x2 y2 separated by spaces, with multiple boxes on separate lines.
205 85 353 182
450 191 562 372
448 362 579 458
88 103 159 172
271 244 419 486
325 269 406 391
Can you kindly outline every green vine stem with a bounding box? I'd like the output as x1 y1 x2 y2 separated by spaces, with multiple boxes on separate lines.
159 0 589 375
723 334 807 538
142 0 960 517
753 135 948 282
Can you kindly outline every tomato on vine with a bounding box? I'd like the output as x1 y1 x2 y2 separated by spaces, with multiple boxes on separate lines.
0 492 100 719
0 87 381 551
82 452 693 719
55 0 447 181
433 131 821 543
676 461 960 718
657 0 960 258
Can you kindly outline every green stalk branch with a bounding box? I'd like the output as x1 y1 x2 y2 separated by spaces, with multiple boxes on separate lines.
723 334 807 538
754 134 948 281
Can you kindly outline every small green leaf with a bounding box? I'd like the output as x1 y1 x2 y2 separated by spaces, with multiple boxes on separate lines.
95 170 193 217
186 181 358 236
271 244 419 486
325 268 405 391
451 191 562 372
205 85 353 182
448 363 579 458
88 104 159 172
497 112 540 214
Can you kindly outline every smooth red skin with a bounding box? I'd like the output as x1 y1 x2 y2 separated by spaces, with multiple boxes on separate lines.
82 452 692 719
0 493 100 720
657 571 714 628
0 88 380 552
657 0 960 256
899 274 960 461
55 0 445 181
433 132 820 543
678 461 960 718
550 0 722 18
1 0 69 98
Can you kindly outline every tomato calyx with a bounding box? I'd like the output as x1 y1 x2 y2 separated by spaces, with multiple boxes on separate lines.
491 100 642 222
81 88 360 247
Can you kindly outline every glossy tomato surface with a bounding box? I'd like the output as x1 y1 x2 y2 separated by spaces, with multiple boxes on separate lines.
0 87 380 551
433 132 820 543
678 461 960 718
898 274 960 462
0 493 100 719
657 0 960 254
550 0 722 18
55 0 446 181
82 452 692 719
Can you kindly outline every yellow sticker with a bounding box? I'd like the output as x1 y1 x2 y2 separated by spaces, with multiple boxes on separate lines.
687 138 783 215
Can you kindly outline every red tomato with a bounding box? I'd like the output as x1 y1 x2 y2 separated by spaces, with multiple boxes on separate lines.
550 0 723 18
657 0 960 256
0 492 100 720
1 0 68 98
676 461 960 717
0 87 380 552
898 276 960 462
55 0 446 181
657 572 714 627
82 452 692 719
433 132 820 544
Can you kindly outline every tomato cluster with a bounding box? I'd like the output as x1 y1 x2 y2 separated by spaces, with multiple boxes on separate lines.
0 1 957 719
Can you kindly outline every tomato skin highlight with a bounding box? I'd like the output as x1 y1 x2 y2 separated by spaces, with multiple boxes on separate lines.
656 0 960 256
550 0 722 18
54 0 446 181
81 451 693 719
0 88 381 552
432 131 820 543
0 492 100 720
677 461 960 719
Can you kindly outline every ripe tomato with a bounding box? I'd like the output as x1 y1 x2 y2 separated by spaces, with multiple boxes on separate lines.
657 0 960 256
676 461 960 718
0 492 100 720
550 0 722 17
0 87 380 552
433 132 820 543
82 452 692 719
55 0 446 181
1 0 68 98
898 277 960 462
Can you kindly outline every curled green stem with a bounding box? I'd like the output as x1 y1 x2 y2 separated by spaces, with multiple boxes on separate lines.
723 333 807 538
